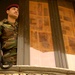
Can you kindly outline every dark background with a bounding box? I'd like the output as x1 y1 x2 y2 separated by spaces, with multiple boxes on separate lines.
0 0 19 20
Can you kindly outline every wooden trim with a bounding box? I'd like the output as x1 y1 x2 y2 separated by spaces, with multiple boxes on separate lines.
17 0 30 65
23 0 30 65
48 0 68 68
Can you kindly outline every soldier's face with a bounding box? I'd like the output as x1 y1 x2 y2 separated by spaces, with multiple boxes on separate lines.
6 7 19 19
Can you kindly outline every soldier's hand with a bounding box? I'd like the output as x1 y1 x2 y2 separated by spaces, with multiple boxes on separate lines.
0 50 3 56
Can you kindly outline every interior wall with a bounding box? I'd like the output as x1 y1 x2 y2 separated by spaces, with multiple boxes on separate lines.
29 0 56 67
57 0 75 70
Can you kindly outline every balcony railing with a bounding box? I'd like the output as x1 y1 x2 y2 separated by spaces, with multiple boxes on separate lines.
0 65 75 75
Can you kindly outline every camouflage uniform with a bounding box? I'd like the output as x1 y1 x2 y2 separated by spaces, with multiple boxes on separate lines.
0 19 18 65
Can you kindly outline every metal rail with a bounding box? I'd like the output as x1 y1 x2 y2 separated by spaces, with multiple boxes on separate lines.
0 65 75 75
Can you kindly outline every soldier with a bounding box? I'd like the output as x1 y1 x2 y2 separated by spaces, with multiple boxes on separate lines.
0 4 19 65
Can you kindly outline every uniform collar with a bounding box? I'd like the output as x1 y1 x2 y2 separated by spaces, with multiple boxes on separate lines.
2 19 18 25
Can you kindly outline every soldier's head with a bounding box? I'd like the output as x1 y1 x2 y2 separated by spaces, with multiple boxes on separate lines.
6 4 19 20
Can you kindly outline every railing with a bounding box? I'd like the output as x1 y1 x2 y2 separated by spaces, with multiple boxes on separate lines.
0 65 75 75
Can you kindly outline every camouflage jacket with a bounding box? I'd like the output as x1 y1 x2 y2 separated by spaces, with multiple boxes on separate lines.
0 19 18 51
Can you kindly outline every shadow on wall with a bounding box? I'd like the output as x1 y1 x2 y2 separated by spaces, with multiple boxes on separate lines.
0 0 19 20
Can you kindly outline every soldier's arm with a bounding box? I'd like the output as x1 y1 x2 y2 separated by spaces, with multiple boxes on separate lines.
0 22 2 36
0 22 3 53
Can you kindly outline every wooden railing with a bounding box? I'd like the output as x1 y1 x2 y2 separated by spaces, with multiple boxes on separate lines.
0 65 75 75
